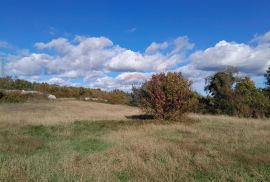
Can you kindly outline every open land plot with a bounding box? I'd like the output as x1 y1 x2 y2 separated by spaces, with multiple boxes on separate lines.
0 99 141 126
0 100 269 181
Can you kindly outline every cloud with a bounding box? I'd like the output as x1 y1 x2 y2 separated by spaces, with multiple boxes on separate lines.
34 35 192 74
0 41 9 48
107 36 193 72
105 50 183 72
128 27 137 33
35 38 71 52
145 42 168 54
172 36 194 54
49 27 57 35
59 70 83 78
83 71 106 83
5 35 192 90
116 72 150 84
252 31 270 43
47 77 75 86
189 40 270 75
3 32 270 92
176 64 213 82
6 53 51 76
35 36 119 75
89 72 151 91
175 64 214 94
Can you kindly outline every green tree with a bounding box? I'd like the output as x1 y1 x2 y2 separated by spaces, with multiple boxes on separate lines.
129 86 143 106
263 67 270 116
234 77 269 118
12 79 33 90
265 67 270 89
0 77 14 89
205 68 237 115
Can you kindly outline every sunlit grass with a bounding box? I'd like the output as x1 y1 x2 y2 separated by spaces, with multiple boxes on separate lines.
0 114 269 181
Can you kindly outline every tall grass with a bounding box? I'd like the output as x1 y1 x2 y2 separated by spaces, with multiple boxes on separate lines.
0 113 269 181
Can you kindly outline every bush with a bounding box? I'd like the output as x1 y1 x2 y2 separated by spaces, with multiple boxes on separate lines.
129 86 143 106
0 91 4 100
137 72 197 120
107 89 129 105
0 92 28 103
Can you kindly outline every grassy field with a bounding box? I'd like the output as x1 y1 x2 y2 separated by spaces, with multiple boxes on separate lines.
0 99 141 126
0 100 270 181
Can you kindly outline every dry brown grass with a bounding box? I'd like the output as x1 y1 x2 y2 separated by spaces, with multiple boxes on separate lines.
0 101 269 181
0 99 141 126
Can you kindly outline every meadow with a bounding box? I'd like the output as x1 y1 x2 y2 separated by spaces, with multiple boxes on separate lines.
0 100 270 181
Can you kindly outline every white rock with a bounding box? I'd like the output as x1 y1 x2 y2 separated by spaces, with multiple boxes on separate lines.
48 94 57 100
84 97 90 101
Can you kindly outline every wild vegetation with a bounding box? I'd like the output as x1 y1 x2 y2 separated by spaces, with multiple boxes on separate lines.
1 67 270 118
199 67 270 118
0 91 28 103
131 67 270 119
0 100 141 126
132 72 197 120
0 68 269 181
0 102 269 181
0 77 129 104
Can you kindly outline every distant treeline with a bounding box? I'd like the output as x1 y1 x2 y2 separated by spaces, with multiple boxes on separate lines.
0 77 130 104
0 66 269 118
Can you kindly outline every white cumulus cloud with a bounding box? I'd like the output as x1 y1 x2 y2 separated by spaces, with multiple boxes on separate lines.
145 42 169 54
3 31 270 92
189 40 270 75
89 72 151 91
6 53 51 76
252 31 270 44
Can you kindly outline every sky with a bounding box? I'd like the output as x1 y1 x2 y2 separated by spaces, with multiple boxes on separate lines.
0 0 270 94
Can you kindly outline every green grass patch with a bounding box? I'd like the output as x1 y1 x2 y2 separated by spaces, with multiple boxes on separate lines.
115 171 131 182
23 125 52 139
72 138 110 153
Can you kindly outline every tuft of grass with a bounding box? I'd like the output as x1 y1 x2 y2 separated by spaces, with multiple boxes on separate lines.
115 170 131 182
23 125 52 139
72 138 110 153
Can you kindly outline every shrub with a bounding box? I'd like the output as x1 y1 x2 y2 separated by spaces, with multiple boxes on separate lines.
195 94 216 114
107 89 129 105
137 72 197 120
0 92 27 103
0 91 4 99
129 86 143 106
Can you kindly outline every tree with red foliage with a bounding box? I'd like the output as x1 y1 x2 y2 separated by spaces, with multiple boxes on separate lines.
138 72 197 120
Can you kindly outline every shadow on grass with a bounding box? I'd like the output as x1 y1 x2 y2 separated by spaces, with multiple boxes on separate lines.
125 114 154 120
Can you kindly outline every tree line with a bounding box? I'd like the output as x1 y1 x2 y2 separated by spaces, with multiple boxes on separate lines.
0 77 129 104
131 67 270 119
0 67 269 119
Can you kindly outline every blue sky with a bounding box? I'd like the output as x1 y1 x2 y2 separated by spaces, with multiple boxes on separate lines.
0 0 270 93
